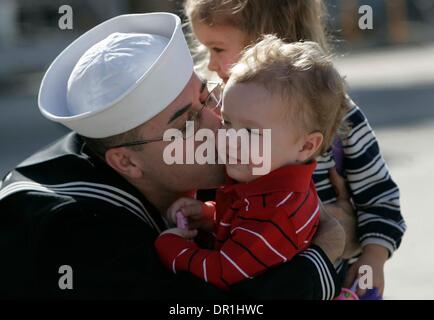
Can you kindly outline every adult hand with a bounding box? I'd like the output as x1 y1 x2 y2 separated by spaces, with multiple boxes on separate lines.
324 169 362 259
312 206 345 264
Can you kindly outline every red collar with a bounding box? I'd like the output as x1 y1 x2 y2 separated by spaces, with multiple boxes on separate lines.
220 161 317 198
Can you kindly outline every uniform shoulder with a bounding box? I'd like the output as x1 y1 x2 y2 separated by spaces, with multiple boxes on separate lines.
0 189 156 237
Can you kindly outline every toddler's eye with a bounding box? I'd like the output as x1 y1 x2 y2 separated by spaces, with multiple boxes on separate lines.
213 47 224 53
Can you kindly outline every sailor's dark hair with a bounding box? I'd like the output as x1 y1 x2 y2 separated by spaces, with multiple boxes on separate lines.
80 125 143 161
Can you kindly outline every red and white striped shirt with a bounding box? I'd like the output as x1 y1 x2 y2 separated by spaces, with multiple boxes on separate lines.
155 162 320 290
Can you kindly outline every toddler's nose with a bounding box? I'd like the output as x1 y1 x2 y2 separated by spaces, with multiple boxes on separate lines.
208 52 219 73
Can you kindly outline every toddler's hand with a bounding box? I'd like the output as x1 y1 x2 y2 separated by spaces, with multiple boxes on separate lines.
166 197 214 231
160 227 198 240
166 197 203 225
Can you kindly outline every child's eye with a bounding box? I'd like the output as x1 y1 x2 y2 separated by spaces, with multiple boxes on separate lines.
212 47 224 53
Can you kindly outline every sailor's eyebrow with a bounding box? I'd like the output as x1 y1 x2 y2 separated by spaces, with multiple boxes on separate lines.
167 103 192 124
167 80 206 124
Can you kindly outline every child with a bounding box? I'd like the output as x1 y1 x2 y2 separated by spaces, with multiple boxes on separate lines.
183 0 406 296
155 37 348 290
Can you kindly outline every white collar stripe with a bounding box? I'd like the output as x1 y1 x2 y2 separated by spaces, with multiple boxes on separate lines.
24 181 148 214
0 182 151 226
0 181 160 232
48 186 154 228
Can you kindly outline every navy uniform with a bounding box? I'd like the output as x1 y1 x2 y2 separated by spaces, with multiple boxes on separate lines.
0 13 339 299
0 133 338 299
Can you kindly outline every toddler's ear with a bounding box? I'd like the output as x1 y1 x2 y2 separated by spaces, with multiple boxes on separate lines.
297 132 324 162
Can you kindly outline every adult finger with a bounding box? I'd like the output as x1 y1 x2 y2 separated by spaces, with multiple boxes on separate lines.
329 168 350 201
343 263 358 288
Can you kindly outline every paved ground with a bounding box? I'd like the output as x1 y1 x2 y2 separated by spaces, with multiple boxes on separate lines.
335 44 434 300
375 122 434 299
0 43 433 299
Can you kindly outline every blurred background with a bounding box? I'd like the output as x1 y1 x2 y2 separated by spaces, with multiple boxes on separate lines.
0 0 433 299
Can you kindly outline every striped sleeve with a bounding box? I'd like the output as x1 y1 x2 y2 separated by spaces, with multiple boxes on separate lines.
313 152 338 204
342 99 406 255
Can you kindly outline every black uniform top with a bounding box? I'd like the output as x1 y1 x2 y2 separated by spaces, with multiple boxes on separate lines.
0 133 339 299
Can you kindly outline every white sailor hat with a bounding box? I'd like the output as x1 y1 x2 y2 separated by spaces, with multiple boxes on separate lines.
38 13 194 138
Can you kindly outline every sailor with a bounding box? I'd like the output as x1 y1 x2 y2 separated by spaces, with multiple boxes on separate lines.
0 13 342 299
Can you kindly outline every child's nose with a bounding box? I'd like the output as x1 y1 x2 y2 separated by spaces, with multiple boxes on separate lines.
208 53 219 73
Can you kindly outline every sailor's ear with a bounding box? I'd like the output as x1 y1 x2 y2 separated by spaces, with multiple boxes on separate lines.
105 147 143 179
